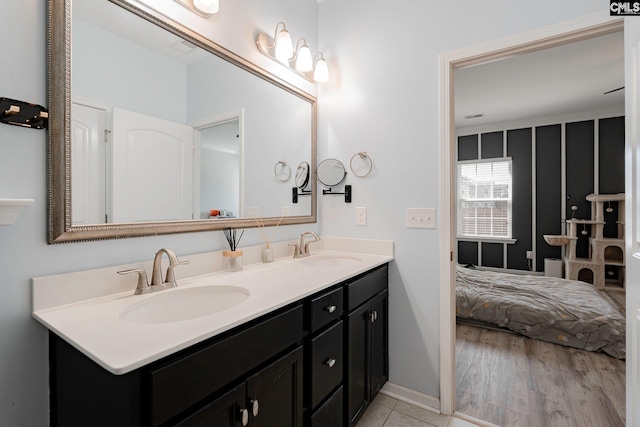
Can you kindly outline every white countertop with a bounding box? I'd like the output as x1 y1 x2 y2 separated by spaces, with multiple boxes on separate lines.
32 237 393 375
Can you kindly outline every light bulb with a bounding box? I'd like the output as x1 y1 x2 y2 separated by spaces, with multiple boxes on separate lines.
313 57 329 83
193 0 219 14
275 29 293 63
295 44 313 72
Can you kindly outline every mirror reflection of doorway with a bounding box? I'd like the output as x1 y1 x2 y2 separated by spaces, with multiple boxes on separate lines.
198 119 241 219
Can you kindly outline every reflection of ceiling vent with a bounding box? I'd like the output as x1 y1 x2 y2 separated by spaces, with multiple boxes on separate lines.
171 40 198 54
464 113 484 119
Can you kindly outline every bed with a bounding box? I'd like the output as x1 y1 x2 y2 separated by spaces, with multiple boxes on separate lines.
455 265 625 359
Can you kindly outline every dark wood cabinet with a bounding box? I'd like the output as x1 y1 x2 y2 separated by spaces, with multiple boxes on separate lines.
174 384 246 427
49 263 388 427
247 346 304 427
345 265 389 427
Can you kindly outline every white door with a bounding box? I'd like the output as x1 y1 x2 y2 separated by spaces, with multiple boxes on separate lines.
625 17 640 427
71 103 107 224
111 108 194 222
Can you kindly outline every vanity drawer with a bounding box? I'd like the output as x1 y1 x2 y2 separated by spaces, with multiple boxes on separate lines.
310 386 343 427
147 304 304 427
346 264 388 311
310 320 343 409
309 287 343 333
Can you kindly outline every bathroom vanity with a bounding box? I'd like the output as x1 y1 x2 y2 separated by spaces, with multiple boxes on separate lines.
34 241 392 427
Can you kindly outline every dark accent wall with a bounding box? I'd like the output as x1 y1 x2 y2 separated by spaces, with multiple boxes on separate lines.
506 128 532 271
456 116 624 272
535 124 562 271
600 117 625 238
481 242 503 268
566 120 594 258
481 131 503 159
458 134 478 161
458 241 478 266
599 117 625 194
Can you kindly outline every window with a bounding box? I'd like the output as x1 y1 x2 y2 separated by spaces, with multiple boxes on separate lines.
457 158 512 238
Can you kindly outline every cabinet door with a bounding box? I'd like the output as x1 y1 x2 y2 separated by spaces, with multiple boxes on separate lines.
369 290 388 398
247 346 304 427
175 384 246 427
346 303 369 426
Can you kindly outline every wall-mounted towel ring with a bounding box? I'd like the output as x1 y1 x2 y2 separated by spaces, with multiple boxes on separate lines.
350 151 373 177
274 160 291 182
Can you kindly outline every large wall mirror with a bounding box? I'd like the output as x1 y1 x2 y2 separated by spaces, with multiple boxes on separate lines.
48 0 317 243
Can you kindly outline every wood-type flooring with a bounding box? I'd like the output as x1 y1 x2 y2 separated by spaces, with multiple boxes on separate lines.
455 323 626 427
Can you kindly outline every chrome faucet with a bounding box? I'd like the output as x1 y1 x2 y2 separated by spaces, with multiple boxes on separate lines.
118 248 189 295
291 231 320 258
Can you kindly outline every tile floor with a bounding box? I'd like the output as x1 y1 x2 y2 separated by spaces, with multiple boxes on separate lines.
356 393 484 427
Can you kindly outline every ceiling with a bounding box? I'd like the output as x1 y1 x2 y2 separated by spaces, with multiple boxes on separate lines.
454 31 624 129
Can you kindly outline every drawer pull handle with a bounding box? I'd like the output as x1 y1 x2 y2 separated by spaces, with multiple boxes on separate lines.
326 305 337 313
251 399 259 417
370 310 378 322
325 358 336 368
240 408 249 426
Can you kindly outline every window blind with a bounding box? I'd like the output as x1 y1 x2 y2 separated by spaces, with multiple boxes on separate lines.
457 159 512 238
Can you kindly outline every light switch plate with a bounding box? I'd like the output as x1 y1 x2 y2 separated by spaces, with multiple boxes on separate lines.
406 208 436 229
282 206 290 216
356 207 367 226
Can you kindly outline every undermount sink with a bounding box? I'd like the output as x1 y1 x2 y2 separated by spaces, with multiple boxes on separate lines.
543 235 573 246
300 254 363 268
120 285 250 324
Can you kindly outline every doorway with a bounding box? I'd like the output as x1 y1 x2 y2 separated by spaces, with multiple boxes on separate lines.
438 14 625 422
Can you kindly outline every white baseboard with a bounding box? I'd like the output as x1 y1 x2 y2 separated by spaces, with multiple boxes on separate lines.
380 382 440 414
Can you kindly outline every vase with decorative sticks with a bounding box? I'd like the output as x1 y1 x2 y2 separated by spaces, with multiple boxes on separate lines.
223 228 244 272
255 216 284 263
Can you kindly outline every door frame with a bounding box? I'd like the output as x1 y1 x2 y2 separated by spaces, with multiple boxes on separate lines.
438 11 623 417
190 108 245 220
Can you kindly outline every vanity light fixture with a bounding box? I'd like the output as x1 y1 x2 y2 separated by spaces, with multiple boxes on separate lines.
174 0 219 17
293 39 313 72
256 23 329 83
257 22 294 64
313 53 329 83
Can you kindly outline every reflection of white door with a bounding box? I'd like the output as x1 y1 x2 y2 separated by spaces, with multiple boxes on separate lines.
111 108 193 222
71 103 106 224
625 17 640 427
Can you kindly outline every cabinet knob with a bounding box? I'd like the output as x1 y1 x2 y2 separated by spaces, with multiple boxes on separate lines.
325 305 337 313
325 358 336 368
251 399 259 417
240 408 249 426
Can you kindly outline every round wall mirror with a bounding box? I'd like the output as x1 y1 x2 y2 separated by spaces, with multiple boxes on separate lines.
295 161 310 189
317 158 347 187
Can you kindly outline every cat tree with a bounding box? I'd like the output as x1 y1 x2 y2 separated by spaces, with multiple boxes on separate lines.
562 193 625 290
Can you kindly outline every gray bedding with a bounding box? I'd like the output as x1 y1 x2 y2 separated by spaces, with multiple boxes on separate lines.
455 266 625 359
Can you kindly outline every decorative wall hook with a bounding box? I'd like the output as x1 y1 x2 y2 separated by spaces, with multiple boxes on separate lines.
0 97 48 129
